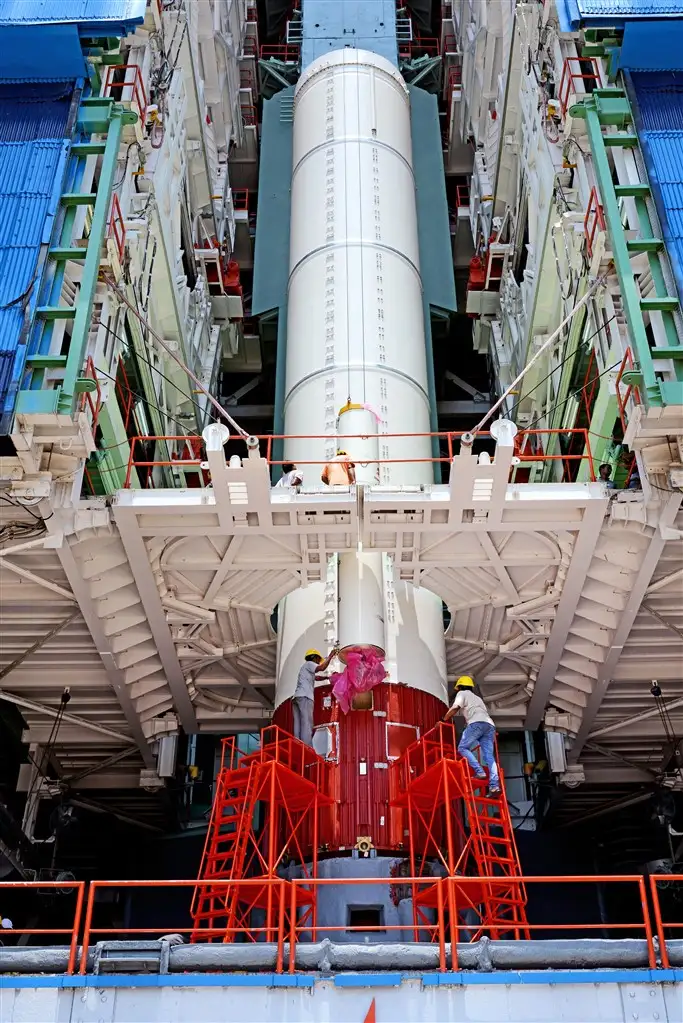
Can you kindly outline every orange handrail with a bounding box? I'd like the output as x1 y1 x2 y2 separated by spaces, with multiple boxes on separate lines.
558 56 603 118
648 873 683 969
104 64 147 125
0 879 85 975
122 428 598 486
70 873 660 974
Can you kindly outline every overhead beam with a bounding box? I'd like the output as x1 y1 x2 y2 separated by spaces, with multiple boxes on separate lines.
570 493 682 759
112 505 198 733
587 694 683 741
0 610 81 683
49 538 154 764
0 558 78 602
217 657 273 710
525 499 608 729
1 690 137 744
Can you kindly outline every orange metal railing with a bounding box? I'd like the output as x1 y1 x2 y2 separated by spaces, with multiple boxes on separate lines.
616 346 642 434
104 64 148 125
241 103 257 126
1 873 676 973
649 873 683 969
260 44 300 61
232 188 249 211
584 186 606 260
122 429 597 488
0 879 85 975
108 192 126 263
79 355 103 434
558 56 603 118
72 873 662 974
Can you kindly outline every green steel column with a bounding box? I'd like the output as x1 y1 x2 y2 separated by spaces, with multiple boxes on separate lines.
60 105 136 415
572 97 660 406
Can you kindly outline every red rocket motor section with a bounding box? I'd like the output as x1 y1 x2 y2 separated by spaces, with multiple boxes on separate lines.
273 681 453 855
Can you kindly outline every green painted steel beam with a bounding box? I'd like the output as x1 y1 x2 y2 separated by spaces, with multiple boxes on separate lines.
615 184 650 198
641 296 679 312
70 142 107 156
60 193 97 206
59 106 137 417
571 96 661 406
24 355 67 369
602 133 638 147
35 306 75 319
626 238 663 253
49 247 87 261
651 347 683 358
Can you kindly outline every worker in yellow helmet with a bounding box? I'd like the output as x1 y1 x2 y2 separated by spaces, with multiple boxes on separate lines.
321 449 356 486
444 676 501 795
292 647 338 746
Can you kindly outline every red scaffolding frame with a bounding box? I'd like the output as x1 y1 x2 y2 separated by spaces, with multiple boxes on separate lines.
191 726 333 943
391 722 529 941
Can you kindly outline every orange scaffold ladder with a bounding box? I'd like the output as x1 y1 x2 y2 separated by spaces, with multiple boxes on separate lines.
190 726 332 943
391 722 529 941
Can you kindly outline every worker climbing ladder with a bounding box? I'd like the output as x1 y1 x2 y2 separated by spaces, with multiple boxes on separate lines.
391 722 528 943
570 86 683 410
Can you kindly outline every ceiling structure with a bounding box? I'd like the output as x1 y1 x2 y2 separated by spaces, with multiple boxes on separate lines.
2 427 681 826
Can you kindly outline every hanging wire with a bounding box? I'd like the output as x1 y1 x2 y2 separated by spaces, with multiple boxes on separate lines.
341 67 352 404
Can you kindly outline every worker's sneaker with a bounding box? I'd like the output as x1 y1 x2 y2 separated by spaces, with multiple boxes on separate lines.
473 771 487 782
488 784 501 797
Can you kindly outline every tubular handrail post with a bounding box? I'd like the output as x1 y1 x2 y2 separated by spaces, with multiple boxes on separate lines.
584 428 596 481
649 875 669 969
289 879 297 974
79 881 97 974
637 875 657 970
436 877 446 972
124 437 136 489
447 875 458 970
276 878 286 973
67 882 86 975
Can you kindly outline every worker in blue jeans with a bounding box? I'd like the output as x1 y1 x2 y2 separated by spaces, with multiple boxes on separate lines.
444 675 501 795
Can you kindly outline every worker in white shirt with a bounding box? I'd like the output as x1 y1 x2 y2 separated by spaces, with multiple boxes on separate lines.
444 675 501 795
321 450 355 486
275 462 303 488
293 647 337 746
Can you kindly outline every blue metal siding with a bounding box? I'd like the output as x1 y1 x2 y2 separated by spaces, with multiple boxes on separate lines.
0 83 72 428
301 1 398 69
557 0 683 31
0 0 145 28
630 71 683 304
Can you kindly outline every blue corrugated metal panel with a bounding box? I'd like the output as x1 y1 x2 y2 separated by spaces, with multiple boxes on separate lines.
301 1 397 69
0 25 86 82
557 0 683 31
630 71 683 303
0 0 145 29
0 83 72 427
620 21 683 70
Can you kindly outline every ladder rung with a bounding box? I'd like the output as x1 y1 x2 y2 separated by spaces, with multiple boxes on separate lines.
603 133 638 147
61 193 97 207
71 142 107 156
24 355 68 369
49 247 87 261
641 296 679 312
651 346 683 359
626 238 663 253
615 183 650 197
36 306 76 319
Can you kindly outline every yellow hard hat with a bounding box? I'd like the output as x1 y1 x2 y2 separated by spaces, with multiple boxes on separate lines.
337 449 347 455
457 675 475 688
305 648 322 659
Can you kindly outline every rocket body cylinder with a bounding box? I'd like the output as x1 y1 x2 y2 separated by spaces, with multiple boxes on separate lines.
274 50 448 852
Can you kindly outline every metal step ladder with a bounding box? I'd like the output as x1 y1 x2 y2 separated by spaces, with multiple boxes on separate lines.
16 96 136 421
571 86 683 408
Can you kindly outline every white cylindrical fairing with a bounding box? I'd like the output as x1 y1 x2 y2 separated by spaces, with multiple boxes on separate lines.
337 405 379 485
337 552 385 659
284 49 433 487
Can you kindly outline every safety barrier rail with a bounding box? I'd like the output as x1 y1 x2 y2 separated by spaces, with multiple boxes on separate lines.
79 355 102 434
584 185 606 260
104 64 148 126
107 192 126 263
616 346 642 434
0 879 85 975
50 874 663 974
122 428 597 487
242 35 258 57
649 873 683 969
2 874 676 974
241 103 257 126
220 724 329 790
260 44 300 61
558 55 603 118
232 188 249 211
